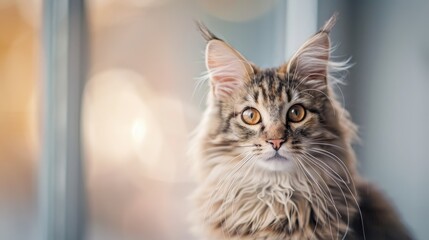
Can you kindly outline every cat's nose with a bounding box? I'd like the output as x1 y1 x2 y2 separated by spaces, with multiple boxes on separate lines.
266 139 285 151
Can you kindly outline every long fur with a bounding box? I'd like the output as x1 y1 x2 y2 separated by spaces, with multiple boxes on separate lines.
190 15 412 240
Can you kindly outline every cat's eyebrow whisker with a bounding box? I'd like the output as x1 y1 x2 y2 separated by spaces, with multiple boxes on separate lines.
298 88 338 117
298 91 315 99
288 57 301 89
291 73 319 92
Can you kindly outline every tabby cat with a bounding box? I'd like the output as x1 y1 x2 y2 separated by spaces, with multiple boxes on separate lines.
190 15 412 240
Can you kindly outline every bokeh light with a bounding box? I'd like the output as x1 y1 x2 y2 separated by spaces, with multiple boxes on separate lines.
83 69 162 173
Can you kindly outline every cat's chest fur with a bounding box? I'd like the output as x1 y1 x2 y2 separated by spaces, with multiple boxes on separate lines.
192 170 353 240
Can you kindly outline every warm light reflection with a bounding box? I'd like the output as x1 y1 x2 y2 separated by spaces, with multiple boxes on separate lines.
131 118 146 145
143 94 197 182
83 69 161 168
27 89 39 162
83 68 200 183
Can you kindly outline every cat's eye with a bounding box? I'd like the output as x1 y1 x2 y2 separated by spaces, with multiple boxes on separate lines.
287 104 306 122
241 108 261 125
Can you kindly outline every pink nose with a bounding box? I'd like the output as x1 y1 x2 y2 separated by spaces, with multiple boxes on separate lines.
266 139 285 150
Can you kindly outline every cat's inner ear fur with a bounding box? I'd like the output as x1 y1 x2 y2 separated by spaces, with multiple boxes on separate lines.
280 14 337 88
205 39 254 99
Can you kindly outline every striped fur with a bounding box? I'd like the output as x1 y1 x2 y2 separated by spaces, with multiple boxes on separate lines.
190 15 412 240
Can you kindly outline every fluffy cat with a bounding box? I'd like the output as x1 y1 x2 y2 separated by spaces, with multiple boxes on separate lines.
190 15 412 240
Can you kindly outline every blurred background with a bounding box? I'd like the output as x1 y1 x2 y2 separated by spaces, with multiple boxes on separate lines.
0 0 428 239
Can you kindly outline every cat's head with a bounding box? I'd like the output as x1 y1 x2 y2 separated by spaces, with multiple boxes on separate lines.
196 15 357 175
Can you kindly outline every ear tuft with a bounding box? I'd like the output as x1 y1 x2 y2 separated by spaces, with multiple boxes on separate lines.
196 21 220 42
319 12 338 34
280 14 339 88
205 40 254 99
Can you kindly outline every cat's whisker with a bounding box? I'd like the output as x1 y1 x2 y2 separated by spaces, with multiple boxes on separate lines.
199 145 254 156
308 153 367 240
302 151 347 184
305 141 345 150
224 155 257 233
202 151 253 227
300 152 366 240
294 159 327 222
202 150 257 231
298 156 342 220
309 148 354 187
294 157 335 213
236 144 261 148
299 155 347 240
295 158 340 239
307 148 351 183
310 193 320 239
223 156 255 206
219 154 256 239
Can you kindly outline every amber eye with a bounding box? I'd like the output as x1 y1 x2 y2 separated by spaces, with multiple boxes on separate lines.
241 108 261 125
287 104 306 122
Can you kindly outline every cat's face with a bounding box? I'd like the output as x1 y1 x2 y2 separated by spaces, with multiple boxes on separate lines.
214 69 338 172
199 17 353 174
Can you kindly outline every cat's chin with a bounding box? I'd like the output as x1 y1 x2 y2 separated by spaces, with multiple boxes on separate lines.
256 152 295 172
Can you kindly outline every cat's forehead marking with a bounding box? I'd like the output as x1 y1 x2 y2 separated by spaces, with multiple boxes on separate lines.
251 69 290 106
243 68 292 124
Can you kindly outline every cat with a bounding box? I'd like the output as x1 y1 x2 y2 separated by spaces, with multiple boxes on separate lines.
190 15 413 240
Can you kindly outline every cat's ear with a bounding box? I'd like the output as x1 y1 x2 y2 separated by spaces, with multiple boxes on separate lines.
280 14 337 89
205 39 254 99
